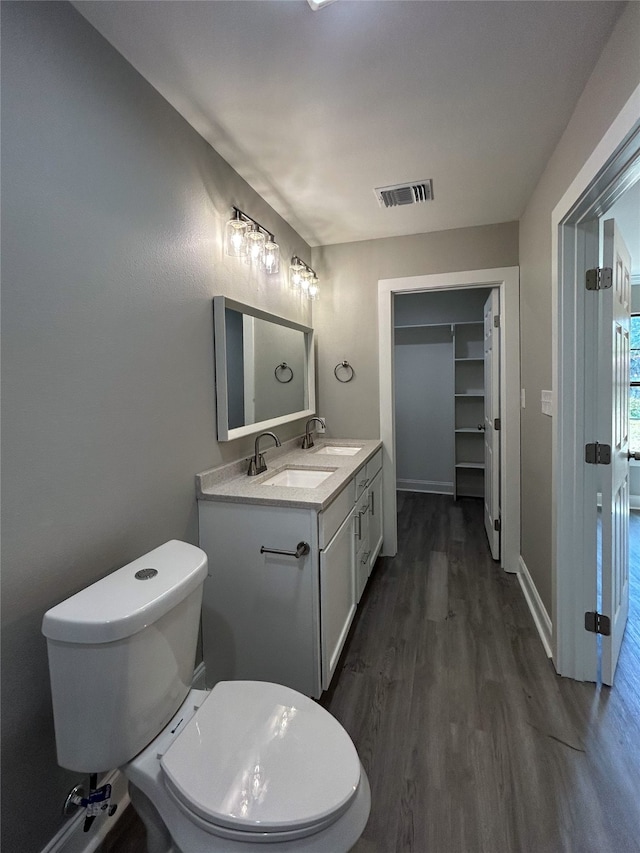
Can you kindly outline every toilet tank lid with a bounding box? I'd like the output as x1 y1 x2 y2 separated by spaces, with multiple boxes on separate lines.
42 540 207 644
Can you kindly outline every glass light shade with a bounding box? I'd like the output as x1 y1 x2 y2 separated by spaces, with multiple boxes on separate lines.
308 277 320 300
225 218 248 257
289 259 305 289
262 240 280 274
299 270 312 294
245 229 266 266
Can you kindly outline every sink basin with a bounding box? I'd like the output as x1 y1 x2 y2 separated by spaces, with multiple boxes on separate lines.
262 468 335 488
314 445 362 456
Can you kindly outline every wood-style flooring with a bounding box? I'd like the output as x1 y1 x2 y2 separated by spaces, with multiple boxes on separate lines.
98 493 640 853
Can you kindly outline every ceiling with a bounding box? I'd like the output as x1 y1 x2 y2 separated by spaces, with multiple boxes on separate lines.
73 0 625 248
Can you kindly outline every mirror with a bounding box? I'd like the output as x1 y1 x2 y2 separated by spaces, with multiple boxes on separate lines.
213 296 316 441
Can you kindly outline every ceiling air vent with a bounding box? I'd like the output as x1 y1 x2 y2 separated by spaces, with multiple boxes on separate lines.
374 179 434 209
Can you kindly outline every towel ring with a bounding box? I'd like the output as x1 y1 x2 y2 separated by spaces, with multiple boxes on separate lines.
275 362 294 383
334 360 354 383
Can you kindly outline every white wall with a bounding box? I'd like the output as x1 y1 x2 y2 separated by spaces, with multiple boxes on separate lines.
0 4 312 850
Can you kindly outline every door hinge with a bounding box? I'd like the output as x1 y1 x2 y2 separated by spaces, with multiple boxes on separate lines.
585 267 612 290
584 611 611 636
494 417 501 431
493 315 500 328
585 442 611 465
494 517 501 532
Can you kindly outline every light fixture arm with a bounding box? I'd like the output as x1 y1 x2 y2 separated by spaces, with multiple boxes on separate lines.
232 206 275 243
290 255 317 279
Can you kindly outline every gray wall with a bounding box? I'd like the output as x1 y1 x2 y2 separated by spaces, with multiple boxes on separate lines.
395 328 454 490
518 0 640 614
311 222 519 439
253 320 306 422
0 3 313 850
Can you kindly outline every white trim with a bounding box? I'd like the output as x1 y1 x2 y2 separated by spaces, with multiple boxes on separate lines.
518 556 553 658
396 478 453 495
378 267 521 576
552 83 640 680
39 770 130 853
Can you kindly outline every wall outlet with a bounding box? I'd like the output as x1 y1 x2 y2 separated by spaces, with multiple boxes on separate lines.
521 388 526 409
541 390 553 417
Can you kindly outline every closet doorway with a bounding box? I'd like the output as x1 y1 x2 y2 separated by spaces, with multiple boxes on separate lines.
378 267 520 575
393 287 500 558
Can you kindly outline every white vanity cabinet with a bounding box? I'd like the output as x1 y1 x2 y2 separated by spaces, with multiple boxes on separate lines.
318 488 357 691
353 450 383 602
198 446 383 699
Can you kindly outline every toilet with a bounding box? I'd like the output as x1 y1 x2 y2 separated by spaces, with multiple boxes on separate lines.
42 540 370 852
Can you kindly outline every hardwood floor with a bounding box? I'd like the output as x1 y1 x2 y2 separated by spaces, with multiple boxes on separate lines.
99 493 640 852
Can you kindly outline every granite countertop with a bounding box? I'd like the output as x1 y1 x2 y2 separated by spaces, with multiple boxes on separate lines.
196 437 382 510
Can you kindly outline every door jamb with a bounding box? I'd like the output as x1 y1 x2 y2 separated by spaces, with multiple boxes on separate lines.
552 85 640 680
378 267 521 574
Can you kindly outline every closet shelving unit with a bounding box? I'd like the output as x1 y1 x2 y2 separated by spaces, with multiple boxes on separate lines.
394 319 486 500
453 322 484 499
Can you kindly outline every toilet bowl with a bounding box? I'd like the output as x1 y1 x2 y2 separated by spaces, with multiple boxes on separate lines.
41 540 370 853
125 684 370 853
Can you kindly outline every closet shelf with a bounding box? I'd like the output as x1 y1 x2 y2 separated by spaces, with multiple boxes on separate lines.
454 392 484 398
455 357 484 362
455 427 484 433
394 319 483 330
455 462 485 470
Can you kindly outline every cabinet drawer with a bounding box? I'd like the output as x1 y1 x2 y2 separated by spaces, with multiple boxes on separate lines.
319 481 356 548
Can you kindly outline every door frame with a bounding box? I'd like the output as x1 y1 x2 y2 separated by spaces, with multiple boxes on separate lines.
378 267 521 574
552 84 640 680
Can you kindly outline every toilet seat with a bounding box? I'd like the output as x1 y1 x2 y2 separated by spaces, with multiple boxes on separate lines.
160 681 361 842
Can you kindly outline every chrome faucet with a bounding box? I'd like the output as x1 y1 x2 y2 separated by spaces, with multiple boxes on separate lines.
247 431 281 476
301 417 326 450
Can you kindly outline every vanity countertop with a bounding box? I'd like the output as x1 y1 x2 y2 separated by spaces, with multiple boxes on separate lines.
196 438 382 510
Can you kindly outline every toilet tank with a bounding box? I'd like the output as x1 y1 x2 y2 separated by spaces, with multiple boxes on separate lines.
42 540 208 773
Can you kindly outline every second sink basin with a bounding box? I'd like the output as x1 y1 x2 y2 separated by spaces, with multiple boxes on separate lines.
262 467 335 488
314 445 362 456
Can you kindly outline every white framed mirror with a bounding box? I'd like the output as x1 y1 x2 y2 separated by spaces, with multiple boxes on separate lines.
213 296 316 441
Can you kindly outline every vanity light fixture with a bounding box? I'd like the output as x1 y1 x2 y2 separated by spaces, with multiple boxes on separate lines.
224 207 280 274
289 256 320 301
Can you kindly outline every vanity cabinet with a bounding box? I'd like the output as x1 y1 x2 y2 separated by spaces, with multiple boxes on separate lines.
198 447 383 698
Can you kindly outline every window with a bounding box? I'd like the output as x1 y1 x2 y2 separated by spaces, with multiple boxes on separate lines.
630 314 640 452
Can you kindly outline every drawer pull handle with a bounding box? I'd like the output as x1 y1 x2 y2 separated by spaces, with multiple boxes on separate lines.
354 513 362 541
260 541 310 559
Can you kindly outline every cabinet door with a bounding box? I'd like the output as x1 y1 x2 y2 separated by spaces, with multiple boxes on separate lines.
199 501 320 697
354 492 370 603
368 470 383 574
320 508 357 691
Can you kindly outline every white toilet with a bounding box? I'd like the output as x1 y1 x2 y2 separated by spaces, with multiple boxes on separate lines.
42 540 370 852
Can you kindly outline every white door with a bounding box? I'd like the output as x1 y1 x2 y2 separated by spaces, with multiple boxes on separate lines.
600 218 632 686
484 291 500 559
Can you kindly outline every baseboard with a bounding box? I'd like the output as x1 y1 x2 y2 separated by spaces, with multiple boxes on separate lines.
396 478 453 495
517 556 553 658
41 663 208 853
40 770 130 853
